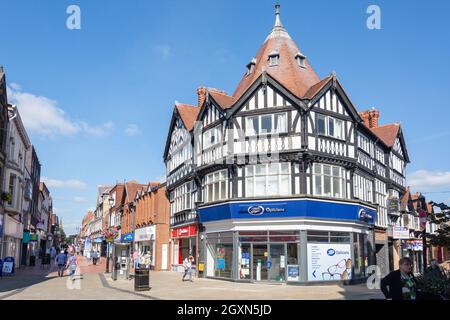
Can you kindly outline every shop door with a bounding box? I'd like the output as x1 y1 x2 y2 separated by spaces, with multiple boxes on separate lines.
252 244 268 281
268 244 286 282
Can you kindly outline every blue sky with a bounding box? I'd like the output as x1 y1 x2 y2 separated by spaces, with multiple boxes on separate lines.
1 0 450 234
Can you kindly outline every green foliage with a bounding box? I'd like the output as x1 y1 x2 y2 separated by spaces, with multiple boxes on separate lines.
416 269 450 299
1 192 12 202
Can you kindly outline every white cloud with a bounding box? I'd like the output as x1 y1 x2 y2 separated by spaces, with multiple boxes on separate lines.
125 124 141 136
408 170 450 191
154 44 171 60
7 84 114 137
73 197 87 203
42 177 87 190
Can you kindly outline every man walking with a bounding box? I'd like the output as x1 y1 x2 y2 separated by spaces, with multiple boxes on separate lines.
55 250 68 277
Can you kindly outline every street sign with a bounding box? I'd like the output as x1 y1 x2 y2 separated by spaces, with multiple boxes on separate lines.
393 227 409 239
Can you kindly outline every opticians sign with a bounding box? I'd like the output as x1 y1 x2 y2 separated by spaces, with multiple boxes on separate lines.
307 243 352 282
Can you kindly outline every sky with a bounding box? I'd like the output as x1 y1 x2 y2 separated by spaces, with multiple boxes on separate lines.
1 0 450 234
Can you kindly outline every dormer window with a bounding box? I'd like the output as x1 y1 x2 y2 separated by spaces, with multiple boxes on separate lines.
246 58 256 76
268 50 279 66
295 52 306 68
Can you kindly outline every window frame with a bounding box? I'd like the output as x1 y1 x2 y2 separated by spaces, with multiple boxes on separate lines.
312 163 346 199
204 170 228 203
245 162 291 197
245 113 287 137
316 114 345 141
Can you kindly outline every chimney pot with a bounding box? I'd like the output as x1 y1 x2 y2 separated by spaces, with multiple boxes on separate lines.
197 87 207 108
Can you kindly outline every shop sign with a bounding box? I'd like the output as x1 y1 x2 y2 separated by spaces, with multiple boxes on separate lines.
358 209 374 223
121 233 134 242
403 240 423 251
393 227 409 239
2 257 15 275
387 196 400 214
135 226 156 242
171 225 197 238
307 243 352 282
287 265 299 281
245 204 286 216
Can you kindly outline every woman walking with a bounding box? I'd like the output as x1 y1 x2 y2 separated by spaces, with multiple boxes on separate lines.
66 252 78 282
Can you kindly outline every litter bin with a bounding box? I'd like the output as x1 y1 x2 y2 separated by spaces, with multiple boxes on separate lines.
134 268 150 291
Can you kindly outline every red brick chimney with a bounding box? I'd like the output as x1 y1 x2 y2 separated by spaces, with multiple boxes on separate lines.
197 87 207 108
359 111 371 128
369 109 379 128
359 109 380 129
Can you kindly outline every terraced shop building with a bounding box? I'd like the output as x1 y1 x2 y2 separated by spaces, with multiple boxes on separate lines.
163 4 409 283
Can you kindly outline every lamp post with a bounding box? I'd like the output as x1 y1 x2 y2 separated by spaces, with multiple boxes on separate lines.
105 197 114 273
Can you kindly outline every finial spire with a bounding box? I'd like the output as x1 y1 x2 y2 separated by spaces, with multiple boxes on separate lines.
274 1 283 28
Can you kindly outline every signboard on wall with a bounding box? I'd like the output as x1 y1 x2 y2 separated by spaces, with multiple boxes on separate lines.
393 227 409 239
287 265 299 281
171 225 197 238
2 257 15 275
307 243 352 282
135 226 156 242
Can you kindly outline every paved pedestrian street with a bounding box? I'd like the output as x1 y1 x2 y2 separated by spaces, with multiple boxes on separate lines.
0 256 385 300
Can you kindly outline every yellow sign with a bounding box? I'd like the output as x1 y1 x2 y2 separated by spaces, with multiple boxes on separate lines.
264 252 268 257
199 263 204 272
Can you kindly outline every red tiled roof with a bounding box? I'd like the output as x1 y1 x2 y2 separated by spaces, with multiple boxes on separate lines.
303 76 333 100
176 103 199 131
232 7 320 100
208 89 236 109
124 182 147 203
370 124 400 147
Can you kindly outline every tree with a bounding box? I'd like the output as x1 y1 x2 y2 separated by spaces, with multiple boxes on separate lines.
429 202 450 247
60 226 67 244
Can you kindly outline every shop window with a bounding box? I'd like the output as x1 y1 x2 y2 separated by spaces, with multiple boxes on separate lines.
239 244 251 280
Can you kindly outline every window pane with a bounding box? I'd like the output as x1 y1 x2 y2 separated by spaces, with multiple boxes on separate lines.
246 178 254 197
254 176 266 196
324 176 331 196
333 177 341 198
323 165 331 175
213 182 220 200
269 163 279 175
247 117 258 135
220 170 226 180
281 163 290 174
255 164 265 175
314 164 321 174
314 175 321 195
261 115 272 134
317 115 326 135
220 181 227 199
332 167 340 177
208 185 213 202
214 172 219 181
267 175 279 195
280 175 290 195
246 166 254 176
328 118 334 137
335 120 343 139
274 113 287 133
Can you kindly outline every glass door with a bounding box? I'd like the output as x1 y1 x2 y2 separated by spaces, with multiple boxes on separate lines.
252 244 268 281
268 243 286 282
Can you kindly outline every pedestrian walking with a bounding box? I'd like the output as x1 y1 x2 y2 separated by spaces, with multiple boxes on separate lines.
66 252 78 282
381 257 417 300
182 255 195 282
55 250 68 277
92 250 99 265
132 250 140 270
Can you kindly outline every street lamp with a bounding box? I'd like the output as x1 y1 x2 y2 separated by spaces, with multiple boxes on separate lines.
105 196 114 273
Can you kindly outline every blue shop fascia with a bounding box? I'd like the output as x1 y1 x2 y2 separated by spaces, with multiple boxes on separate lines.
197 196 377 284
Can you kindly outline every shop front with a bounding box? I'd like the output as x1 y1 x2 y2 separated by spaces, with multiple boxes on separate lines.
171 224 197 272
2 215 23 265
198 197 377 284
134 225 156 268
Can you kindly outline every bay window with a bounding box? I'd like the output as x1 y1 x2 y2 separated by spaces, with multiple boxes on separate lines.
316 114 344 140
245 162 291 197
313 163 346 198
246 113 287 136
204 170 228 203
171 181 192 214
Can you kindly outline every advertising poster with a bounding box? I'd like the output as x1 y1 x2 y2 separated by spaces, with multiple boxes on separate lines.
287 265 299 281
307 243 352 281
216 246 225 270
